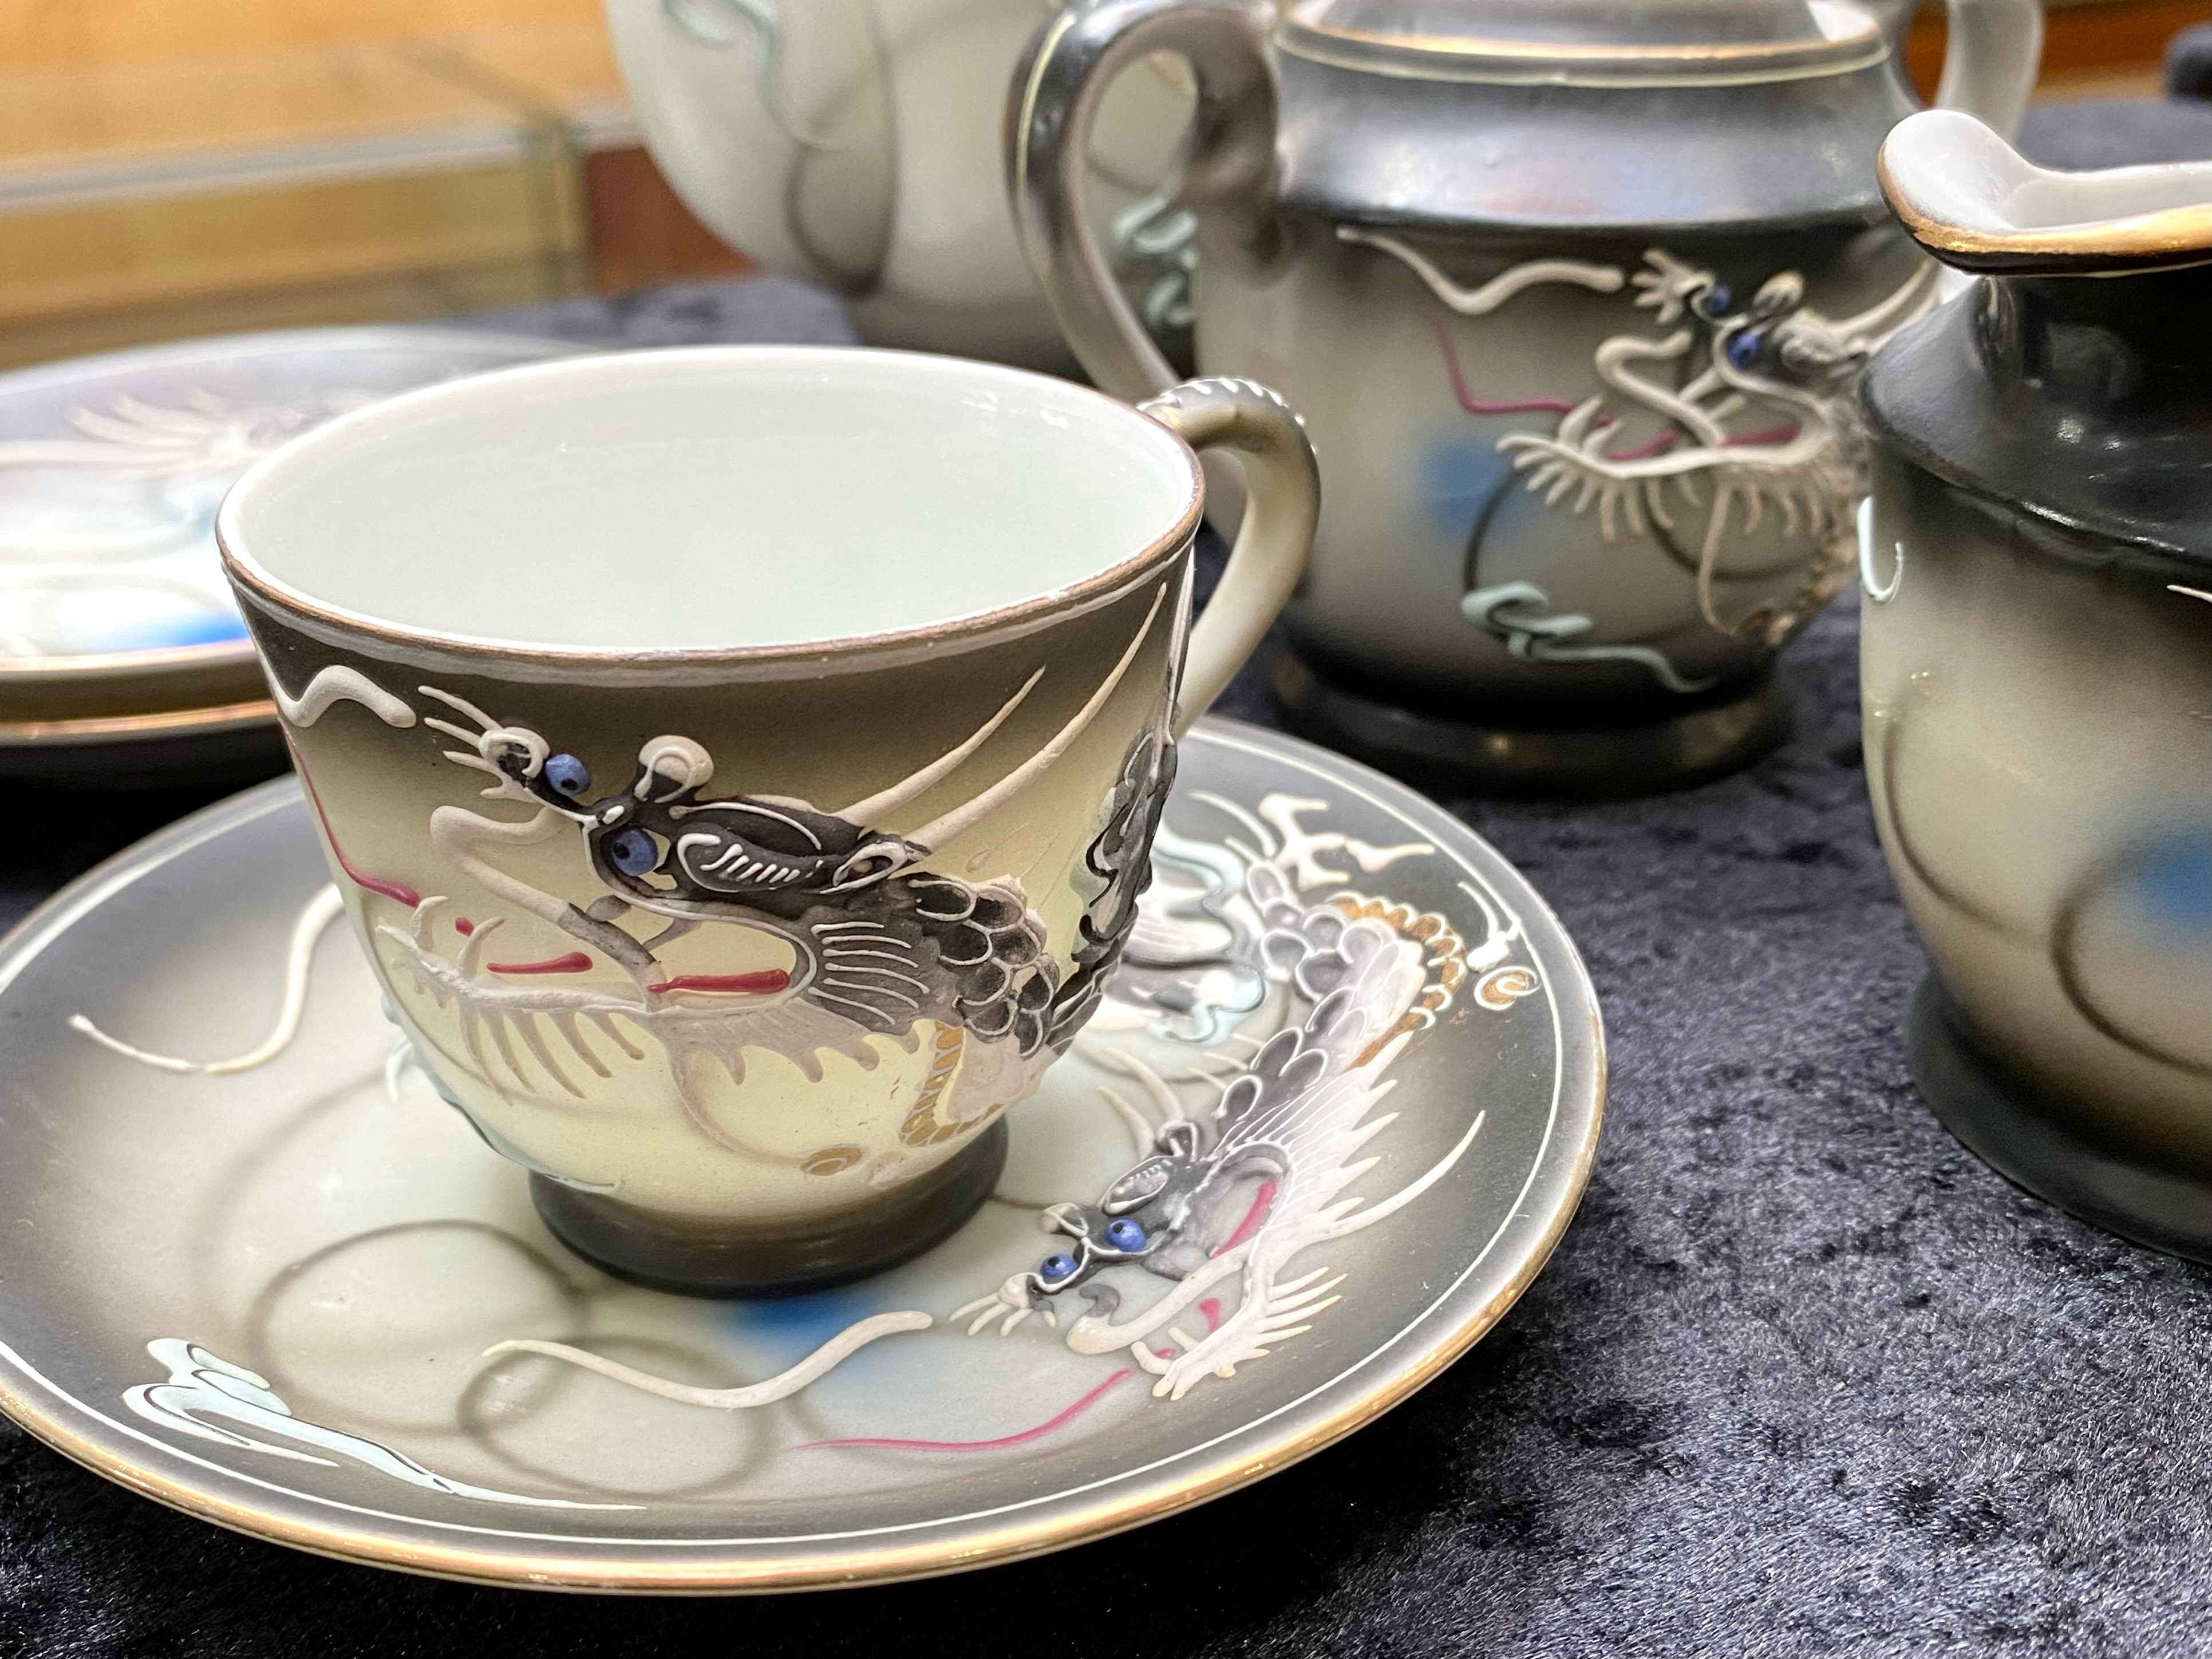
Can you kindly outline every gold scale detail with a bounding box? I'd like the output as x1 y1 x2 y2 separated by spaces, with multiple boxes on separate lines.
1330 894 1470 1065
898 1025 979 1149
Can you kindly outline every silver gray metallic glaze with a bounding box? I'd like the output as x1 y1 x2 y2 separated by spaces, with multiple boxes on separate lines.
1008 0 2043 792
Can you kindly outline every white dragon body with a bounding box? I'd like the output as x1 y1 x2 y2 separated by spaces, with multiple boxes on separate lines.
1345 229 1940 650
955 800 1523 1402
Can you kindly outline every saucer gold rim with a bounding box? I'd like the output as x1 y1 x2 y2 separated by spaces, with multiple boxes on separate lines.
0 697 276 748
0 635 256 688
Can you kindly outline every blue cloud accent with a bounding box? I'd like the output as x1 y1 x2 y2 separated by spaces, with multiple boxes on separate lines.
727 1285 880 1354
1421 442 1510 538
2137 835 2211 938
104 611 250 651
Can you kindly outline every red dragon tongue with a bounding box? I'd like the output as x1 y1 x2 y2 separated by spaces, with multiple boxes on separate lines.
646 970 793 997
488 951 594 976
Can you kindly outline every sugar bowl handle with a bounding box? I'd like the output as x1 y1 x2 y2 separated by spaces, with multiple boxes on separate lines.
1139 378 1317 734
1933 0 2044 139
1008 0 1279 404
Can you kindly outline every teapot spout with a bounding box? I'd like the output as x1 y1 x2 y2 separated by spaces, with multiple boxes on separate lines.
1879 109 2212 275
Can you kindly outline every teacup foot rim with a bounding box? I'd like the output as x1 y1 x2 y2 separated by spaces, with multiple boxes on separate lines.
1907 976 2212 1266
530 1121 1010 1298
1271 653 1790 800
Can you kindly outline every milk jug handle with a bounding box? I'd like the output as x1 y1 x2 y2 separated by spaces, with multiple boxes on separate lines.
1933 0 2044 139
1007 0 1279 404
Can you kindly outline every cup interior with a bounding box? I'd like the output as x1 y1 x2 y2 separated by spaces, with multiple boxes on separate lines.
218 347 1198 654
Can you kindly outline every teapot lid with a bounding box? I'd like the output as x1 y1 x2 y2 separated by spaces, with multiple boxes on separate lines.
1270 0 1915 230
1276 0 1886 83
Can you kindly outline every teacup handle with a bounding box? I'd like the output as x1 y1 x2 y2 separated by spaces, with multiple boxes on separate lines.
1932 0 2044 139
1139 377 1318 736
1009 0 1279 405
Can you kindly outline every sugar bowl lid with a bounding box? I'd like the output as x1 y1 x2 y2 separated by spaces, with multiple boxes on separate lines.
1271 0 1915 230
1274 0 1889 84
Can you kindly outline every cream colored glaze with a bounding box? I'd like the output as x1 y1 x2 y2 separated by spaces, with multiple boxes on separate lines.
1861 468 2211 1148
221 351 1320 1231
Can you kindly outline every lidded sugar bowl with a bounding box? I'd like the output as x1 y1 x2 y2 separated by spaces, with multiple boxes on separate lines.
1013 0 2043 792
1860 111 2212 1261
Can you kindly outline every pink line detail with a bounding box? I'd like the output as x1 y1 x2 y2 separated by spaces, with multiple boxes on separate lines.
488 952 594 976
454 917 475 937
287 737 422 910
1585 418 1794 464
1606 429 1681 462
1424 311 1576 417
1724 422 1799 447
646 970 792 996
338 862 421 911
797 1368 1135 1453
1214 1182 1277 1257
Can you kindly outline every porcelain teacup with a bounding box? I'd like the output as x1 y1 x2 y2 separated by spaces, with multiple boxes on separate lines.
215 346 1317 1295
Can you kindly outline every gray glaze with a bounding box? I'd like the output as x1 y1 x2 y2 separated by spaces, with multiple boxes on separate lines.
1010 0 2043 794
1270 0 1917 230
1863 264 2212 570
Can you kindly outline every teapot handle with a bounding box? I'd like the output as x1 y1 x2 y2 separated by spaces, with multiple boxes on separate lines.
1931 0 2044 139
1008 0 1280 403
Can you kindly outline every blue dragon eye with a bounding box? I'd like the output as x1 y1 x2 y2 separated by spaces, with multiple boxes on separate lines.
1725 329 1762 370
1038 1253 1077 1284
1699 283 1732 318
1104 1218 1146 1252
543 753 590 796
607 827 659 876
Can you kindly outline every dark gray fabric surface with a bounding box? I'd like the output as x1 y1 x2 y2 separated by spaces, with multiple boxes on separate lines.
2170 23 2212 101
2017 95 2212 167
4 100 2212 1656
464 273 859 349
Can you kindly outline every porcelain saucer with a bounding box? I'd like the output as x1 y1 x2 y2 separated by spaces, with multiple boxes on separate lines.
0 326 576 783
0 717 1602 1591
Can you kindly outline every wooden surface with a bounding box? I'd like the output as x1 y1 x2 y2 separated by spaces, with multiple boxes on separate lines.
0 48 520 173
0 163 583 368
584 148 753 296
1910 0 2210 99
0 0 606 72
0 22 617 366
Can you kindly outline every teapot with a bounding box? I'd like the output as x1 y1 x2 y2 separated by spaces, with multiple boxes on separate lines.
1011 0 2043 792
1859 112 2212 1259
604 0 1196 368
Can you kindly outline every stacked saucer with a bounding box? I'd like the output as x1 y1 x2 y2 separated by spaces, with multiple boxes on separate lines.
0 326 576 785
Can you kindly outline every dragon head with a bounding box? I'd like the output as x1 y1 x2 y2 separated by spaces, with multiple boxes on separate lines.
419 685 925 918
500 733 922 912
1707 271 1873 394
1008 1120 1212 1308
